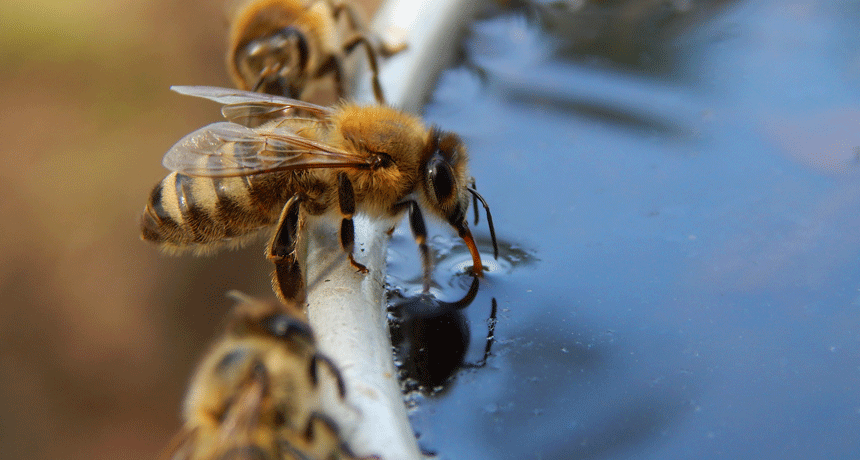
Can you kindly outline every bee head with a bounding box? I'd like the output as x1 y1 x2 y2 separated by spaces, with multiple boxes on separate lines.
232 26 309 96
420 128 499 277
422 128 471 227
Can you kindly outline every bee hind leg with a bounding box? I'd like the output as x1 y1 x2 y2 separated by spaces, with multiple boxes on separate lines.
268 195 305 303
337 172 369 274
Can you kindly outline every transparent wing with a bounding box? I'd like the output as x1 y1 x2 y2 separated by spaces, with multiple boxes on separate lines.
171 85 333 126
163 122 371 177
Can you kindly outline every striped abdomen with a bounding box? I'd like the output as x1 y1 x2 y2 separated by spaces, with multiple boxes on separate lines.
140 172 291 253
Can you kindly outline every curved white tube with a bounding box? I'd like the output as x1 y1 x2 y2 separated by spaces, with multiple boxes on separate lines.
300 0 482 458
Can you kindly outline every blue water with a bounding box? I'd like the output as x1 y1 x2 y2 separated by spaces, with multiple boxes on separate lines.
386 1 860 458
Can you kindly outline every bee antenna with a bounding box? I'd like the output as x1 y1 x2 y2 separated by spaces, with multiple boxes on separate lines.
469 177 479 225
467 187 498 259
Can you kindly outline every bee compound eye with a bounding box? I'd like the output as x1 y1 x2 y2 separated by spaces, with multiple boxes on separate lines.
428 158 455 204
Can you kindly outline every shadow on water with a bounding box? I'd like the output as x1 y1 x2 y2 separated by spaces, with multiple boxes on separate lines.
507 89 689 136
520 0 739 72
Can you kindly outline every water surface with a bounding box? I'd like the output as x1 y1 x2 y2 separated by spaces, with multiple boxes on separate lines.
387 1 860 458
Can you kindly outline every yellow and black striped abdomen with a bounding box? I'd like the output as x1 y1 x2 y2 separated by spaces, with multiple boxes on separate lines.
140 171 289 254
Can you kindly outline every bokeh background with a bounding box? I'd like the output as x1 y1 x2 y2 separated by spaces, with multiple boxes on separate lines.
4 0 860 459
0 1 377 459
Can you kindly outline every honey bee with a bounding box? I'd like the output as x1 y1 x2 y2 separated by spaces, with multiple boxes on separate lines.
226 0 404 104
140 86 498 292
162 292 372 460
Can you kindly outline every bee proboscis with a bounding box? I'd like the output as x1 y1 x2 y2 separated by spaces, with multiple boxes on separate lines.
140 86 498 293
161 292 374 460
227 0 405 104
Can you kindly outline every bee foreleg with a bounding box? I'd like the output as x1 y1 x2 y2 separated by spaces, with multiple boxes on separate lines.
268 195 304 303
337 172 369 274
308 352 347 399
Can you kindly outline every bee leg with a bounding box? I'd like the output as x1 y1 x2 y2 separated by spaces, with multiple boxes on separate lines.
268 195 304 303
337 172 368 274
302 409 379 459
303 411 339 443
409 203 434 293
328 0 363 31
341 33 386 105
308 352 347 399
306 411 378 459
324 2 387 103
313 54 346 106
392 200 432 293
330 0 407 59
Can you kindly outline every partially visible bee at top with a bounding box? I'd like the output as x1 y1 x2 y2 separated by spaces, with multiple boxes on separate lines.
140 86 498 292
226 0 405 105
161 292 374 460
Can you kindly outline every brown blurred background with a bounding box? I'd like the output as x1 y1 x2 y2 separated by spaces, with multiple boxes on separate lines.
0 1 377 459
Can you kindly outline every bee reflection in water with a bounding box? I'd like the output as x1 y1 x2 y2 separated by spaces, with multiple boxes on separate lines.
389 277 497 394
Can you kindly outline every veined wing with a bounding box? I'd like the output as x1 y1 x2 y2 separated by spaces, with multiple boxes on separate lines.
163 122 371 178
171 86 333 126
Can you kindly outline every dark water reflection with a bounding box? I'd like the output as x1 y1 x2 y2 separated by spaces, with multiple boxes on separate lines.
386 0 860 458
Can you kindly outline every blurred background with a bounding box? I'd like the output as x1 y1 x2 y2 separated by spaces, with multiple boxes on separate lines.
0 1 378 459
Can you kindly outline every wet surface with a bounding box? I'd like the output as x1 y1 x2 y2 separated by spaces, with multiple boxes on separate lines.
387 1 860 458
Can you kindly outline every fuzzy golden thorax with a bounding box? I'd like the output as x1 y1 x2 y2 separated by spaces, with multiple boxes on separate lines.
327 105 428 217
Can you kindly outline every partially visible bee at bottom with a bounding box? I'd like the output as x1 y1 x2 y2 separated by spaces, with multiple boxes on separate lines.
161 292 374 460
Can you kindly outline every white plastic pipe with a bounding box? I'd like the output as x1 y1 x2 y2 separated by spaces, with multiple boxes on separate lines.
300 0 481 459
